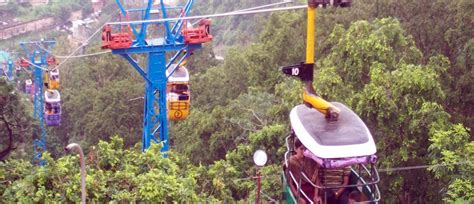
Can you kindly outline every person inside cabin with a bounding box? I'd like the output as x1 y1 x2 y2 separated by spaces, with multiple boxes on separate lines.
287 138 321 204
348 191 369 203
45 103 52 114
319 164 352 204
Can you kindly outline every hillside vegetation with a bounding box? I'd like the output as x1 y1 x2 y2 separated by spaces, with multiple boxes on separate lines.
1 0 473 202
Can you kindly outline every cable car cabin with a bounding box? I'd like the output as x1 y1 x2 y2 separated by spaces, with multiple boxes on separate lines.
44 90 61 126
47 56 56 66
182 19 213 44
101 25 132 49
48 69 60 89
166 65 190 120
25 79 32 94
18 59 29 68
282 102 380 204
43 71 49 88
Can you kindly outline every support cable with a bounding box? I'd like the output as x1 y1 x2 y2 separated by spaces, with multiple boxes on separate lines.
107 4 307 26
52 25 105 71
21 58 49 71
37 1 296 60
231 160 474 183
191 0 294 26
36 44 111 58
378 161 474 173
21 66 32 74
45 3 307 71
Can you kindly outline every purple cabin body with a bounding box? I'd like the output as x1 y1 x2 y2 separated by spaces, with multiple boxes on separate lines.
44 90 61 126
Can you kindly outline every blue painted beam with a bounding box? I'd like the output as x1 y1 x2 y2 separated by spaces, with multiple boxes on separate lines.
167 51 190 80
166 49 185 69
111 43 201 54
120 54 155 86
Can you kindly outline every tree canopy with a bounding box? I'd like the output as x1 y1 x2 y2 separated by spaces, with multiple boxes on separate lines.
1 0 473 203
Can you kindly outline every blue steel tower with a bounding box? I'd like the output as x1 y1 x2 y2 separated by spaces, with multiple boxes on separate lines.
102 0 211 152
20 40 56 166
7 60 14 81
0 51 14 81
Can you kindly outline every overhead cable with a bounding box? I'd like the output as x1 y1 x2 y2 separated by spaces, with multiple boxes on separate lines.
43 2 305 71
232 160 473 183
21 58 49 71
107 4 307 25
21 65 32 74
378 161 473 173
35 42 111 59
191 0 294 25
52 25 106 71
55 51 112 58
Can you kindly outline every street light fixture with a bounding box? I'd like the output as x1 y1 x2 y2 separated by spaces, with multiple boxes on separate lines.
253 149 268 204
65 143 86 204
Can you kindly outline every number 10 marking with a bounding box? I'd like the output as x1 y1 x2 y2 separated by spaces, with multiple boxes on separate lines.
292 68 299 76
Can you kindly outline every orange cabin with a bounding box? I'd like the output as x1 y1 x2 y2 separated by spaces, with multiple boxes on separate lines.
182 19 213 44
101 25 132 49
18 59 29 67
47 56 56 66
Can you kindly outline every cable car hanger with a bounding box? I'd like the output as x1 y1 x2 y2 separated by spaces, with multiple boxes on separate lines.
282 0 350 121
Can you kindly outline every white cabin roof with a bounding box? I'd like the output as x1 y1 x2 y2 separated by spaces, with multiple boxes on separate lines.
44 90 61 103
25 79 32 85
50 69 59 76
167 64 189 82
290 102 376 159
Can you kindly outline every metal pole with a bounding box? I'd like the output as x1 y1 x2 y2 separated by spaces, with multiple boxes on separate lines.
305 6 315 64
256 168 261 204
65 143 86 204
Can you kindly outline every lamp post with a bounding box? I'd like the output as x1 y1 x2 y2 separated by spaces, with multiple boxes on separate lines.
253 149 268 204
65 143 86 204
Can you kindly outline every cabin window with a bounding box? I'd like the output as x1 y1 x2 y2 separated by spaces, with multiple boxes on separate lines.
45 103 52 113
172 84 189 93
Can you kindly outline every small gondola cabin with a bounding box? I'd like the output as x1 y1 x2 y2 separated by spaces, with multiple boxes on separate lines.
283 102 380 204
48 69 60 89
25 79 32 94
44 89 61 126
166 64 190 121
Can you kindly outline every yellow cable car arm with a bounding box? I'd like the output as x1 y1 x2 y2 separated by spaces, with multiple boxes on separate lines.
282 1 340 121
304 3 340 120
303 81 340 120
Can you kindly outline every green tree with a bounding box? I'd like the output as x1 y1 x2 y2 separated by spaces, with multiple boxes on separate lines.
49 51 144 155
429 124 474 202
314 18 457 202
0 136 217 202
0 79 34 160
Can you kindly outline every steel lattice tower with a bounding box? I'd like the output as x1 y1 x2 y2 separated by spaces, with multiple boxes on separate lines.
105 0 208 152
20 40 56 166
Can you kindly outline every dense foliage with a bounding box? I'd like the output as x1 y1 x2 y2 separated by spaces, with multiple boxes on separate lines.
1 136 219 202
0 0 92 22
1 0 473 203
0 79 35 161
